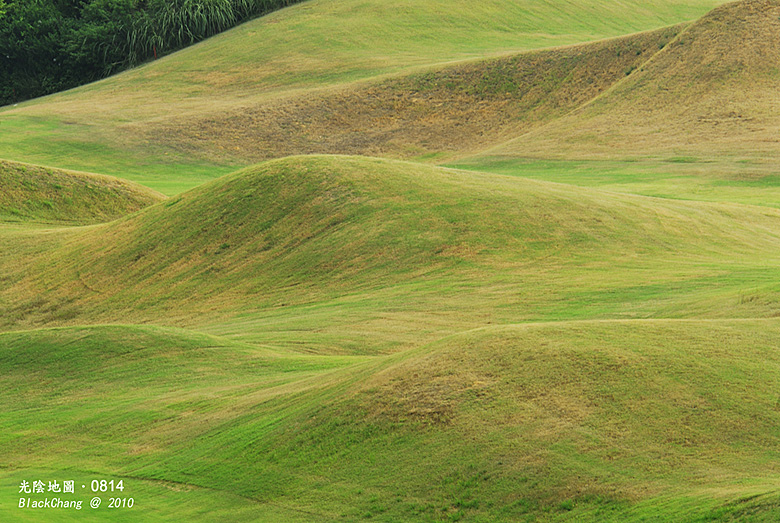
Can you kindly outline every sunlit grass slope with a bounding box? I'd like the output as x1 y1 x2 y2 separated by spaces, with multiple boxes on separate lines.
4 155 780 353
0 0 726 191
3 321 780 521
0 159 163 224
457 0 780 205
0 324 364 522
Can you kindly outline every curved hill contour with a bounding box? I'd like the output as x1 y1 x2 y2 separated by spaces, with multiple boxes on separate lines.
5 155 780 349
0 159 164 224
486 0 780 162
153 25 683 164
3 1 780 521
0 0 727 190
5 320 780 521
333 320 780 519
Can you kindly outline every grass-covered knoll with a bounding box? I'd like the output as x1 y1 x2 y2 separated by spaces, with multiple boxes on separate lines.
479 0 780 163
155 25 683 165
0 324 364 521
4 320 780 521
5 155 780 353
0 0 726 191
300 320 780 521
0 159 164 224
453 0 780 207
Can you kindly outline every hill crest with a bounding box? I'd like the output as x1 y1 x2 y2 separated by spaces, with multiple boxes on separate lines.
0 159 165 224
483 0 780 161
5 155 780 346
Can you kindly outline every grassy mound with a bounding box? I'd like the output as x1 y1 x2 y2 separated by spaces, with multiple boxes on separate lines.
4 320 780 521
279 320 780 521
0 159 163 224
453 0 780 207
485 0 780 162
273 319 780 521
4 155 780 351
0 323 362 521
0 0 726 191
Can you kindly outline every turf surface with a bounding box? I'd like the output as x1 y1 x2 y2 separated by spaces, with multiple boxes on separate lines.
3 1 780 521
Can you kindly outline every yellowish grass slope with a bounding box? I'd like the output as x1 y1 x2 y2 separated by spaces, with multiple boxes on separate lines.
0 0 727 191
151 26 683 165
4 156 780 355
483 0 780 164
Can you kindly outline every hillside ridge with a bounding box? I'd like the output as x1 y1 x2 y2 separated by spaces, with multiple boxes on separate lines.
0 0 727 190
481 0 780 161
4 155 780 350
148 25 685 165
0 158 165 224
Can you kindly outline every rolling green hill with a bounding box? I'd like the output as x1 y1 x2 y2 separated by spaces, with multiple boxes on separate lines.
484 0 780 162
0 160 164 224
2 1 780 521
0 0 727 193
456 0 780 206
151 25 683 166
5 155 780 352
0 324 364 522
4 321 780 521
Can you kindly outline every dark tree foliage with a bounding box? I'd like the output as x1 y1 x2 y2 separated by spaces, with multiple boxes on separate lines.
0 0 299 106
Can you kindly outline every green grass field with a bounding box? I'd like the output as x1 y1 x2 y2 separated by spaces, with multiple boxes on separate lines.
453 0 780 204
0 0 727 193
0 159 164 224
5 321 780 521
4 0 780 521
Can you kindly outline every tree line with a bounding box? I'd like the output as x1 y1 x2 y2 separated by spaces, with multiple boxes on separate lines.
0 0 299 106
